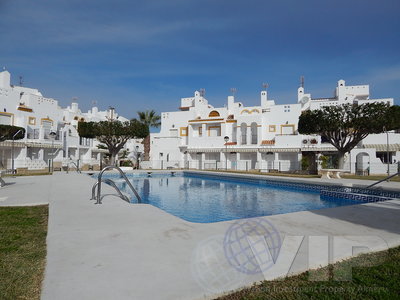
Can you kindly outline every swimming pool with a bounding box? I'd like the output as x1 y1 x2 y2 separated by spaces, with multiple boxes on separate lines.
97 172 397 223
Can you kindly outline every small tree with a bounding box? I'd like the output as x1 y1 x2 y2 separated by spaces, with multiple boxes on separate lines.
137 110 161 161
298 103 400 168
78 120 148 166
0 125 25 142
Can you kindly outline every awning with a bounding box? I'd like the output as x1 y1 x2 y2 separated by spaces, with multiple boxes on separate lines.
363 144 400 152
187 148 222 153
26 142 63 149
92 148 109 153
301 147 338 152
0 141 26 148
230 148 258 153
188 147 260 153
259 148 301 153
0 141 62 149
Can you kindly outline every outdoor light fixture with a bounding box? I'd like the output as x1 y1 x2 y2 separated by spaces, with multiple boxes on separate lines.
135 145 140 169
49 131 57 173
383 126 390 176
11 129 23 174
224 136 229 170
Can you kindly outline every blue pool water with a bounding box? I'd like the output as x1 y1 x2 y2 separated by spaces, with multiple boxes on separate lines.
105 173 364 223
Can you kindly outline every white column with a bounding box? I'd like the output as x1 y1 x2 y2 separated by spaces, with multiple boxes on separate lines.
247 126 251 145
297 152 302 171
38 149 44 160
201 153 205 169
202 124 206 137
257 151 262 170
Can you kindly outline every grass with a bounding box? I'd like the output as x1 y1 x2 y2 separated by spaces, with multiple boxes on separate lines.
0 205 48 300
3 172 52 177
216 246 400 299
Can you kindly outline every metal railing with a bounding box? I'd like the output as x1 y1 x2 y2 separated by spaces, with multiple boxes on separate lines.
67 161 81 173
366 171 400 189
147 160 399 175
91 178 130 202
95 165 141 204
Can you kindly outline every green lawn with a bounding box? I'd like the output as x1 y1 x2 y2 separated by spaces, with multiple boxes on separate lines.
216 246 400 299
0 205 48 300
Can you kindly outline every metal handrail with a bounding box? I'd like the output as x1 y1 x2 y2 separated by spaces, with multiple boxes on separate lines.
366 171 400 189
67 161 81 173
91 178 129 202
96 166 141 204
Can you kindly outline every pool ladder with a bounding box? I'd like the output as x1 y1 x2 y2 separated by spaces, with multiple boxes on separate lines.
91 166 141 204
366 171 400 189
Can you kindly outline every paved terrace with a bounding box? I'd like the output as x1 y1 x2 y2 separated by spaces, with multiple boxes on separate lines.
0 172 400 300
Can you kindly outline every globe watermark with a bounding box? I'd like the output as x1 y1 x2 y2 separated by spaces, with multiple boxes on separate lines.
191 217 390 293
223 218 282 275
191 235 246 293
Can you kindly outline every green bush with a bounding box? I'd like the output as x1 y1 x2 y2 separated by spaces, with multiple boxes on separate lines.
301 157 309 170
120 160 132 167
319 155 329 169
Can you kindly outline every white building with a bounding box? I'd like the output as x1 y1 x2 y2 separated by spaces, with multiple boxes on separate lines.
151 80 400 175
0 70 142 172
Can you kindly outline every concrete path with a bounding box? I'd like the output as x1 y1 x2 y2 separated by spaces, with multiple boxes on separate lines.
1 172 400 299
0 174 53 206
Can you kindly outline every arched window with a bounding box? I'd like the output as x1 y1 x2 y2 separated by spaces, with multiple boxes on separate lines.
241 123 247 145
208 110 220 117
251 122 258 144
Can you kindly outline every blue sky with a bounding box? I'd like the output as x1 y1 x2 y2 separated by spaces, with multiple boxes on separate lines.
1 0 399 120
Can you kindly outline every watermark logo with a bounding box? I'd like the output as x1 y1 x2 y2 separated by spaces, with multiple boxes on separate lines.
191 217 389 293
223 218 282 274
191 235 245 293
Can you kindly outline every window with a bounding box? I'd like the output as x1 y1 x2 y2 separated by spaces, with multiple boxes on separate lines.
241 123 247 144
28 117 36 125
198 126 202 137
208 126 221 137
251 122 258 144
41 118 53 126
208 110 220 117
280 124 295 135
180 127 188 136
0 112 13 125
269 125 276 132
169 129 178 137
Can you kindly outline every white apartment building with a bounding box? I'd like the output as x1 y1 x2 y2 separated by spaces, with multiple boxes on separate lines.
151 80 400 175
0 70 142 172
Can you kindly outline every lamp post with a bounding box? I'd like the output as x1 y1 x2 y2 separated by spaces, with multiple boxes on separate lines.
224 136 229 170
135 145 140 170
11 129 23 174
48 131 57 173
383 126 390 176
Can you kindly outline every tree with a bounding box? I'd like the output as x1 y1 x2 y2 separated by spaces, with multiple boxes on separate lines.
78 120 148 166
137 110 161 161
0 125 25 142
298 103 400 168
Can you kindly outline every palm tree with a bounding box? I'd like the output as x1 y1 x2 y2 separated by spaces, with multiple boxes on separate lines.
137 110 161 161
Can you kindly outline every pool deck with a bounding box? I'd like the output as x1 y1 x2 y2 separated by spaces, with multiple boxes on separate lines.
1 171 400 300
